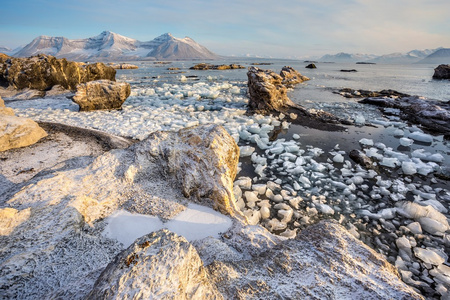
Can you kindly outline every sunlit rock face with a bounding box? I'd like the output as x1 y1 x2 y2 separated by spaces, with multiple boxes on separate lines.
132 124 240 215
72 80 131 111
279 66 309 86
247 66 295 114
0 112 47 151
87 229 223 300
208 220 424 300
0 54 116 90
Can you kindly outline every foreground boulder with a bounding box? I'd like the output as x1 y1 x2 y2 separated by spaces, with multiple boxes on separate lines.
0 54 116 91
433 64 450 79
208 220 423 299
87 230 222 299
72 80 131 111
0 112 47 151
279 66 309 85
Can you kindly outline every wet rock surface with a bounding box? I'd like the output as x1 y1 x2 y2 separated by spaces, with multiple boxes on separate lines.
359 96 450 137
0 54 116 91
433 64 450 79
72 80 131 111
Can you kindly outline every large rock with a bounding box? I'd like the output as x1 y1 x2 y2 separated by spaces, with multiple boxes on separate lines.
432 64 450 79
72 80 131 111
0 54 116 91
247 66 295 113
279 66 309 85
132 124 240 215
0 114 47 151
87 229 222 299
208 220 423 299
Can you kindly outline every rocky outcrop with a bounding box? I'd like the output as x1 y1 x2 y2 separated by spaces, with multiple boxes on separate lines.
132 124 240 215
335 88 410 98
190 63 245 70
0 113 48 152
0 54 116 91
72 80 131 111
247 67 344 129
279 66 309 85
208 220 423 299
247 66 295 113
432 64 450 79
87 230 222 299
359 96 450 137
305 63 317 69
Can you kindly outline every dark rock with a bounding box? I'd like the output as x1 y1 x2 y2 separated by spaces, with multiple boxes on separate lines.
72 80 130 111
335 88 410 99
250 62 273 65
432 64 450 79
0 54 116 91
190 63 245 70
279 66 309 85
340 69 357 72
360 96 450 137
349 149 377 170
356 62 376 64
305 63 317 69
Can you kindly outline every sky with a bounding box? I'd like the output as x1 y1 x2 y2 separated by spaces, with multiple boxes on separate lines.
1 0 449 59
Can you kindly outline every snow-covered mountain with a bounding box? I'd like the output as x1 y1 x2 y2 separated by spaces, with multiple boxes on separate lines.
319 48 445 64
417 48 450 64
318 52 377 63
12 31 219 61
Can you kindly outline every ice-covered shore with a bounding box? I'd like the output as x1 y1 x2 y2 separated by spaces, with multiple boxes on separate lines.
3 75 450 298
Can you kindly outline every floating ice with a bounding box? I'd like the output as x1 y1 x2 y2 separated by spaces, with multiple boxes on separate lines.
409 131 433 143
359 138 374 146
239 146 255 157
399 137 413 147
413 247 446 265
401 162 417 175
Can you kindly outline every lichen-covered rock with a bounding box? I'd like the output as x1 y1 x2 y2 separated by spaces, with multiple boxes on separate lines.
432 64 450 79
72 80 131 111
208 220 423 299
0 114 47 151
87 229 222 299
132 124 240 215
0 54 116 91
279 66 309 85
247 66 295 114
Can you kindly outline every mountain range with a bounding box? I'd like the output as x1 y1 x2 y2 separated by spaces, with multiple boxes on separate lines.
2 31 219 61
318 47 449 64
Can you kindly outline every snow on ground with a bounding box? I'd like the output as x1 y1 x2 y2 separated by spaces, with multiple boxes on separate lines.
104 204 232 247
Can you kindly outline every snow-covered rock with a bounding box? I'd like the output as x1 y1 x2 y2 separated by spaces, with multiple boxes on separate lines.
0 114 47 151
87 229 222 299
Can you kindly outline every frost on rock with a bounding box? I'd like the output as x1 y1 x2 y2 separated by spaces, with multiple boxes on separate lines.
208 220 423 299
87 229 222 300
0 124 239 299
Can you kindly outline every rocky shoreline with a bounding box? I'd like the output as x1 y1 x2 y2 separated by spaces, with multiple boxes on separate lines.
1 56 449 299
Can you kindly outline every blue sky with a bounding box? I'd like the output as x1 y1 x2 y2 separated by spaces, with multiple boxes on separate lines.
1 0 449 58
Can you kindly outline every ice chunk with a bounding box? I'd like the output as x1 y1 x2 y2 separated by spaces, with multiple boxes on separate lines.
413 247 446 265
333 153 344 163
354 114 365 125
252 184 267 195
239 145 255 157
401 162 417 175
393 129 404 137
399 137 413 147
359 138 374 146
408 131 433 143
380 157 400 168
292 134 300 140
396 202 449 235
